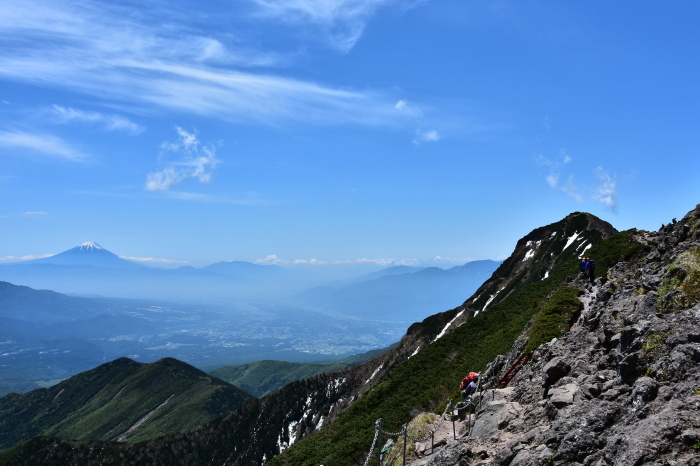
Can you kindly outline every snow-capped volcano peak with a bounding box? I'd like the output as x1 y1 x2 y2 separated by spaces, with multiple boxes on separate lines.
78 242 104 251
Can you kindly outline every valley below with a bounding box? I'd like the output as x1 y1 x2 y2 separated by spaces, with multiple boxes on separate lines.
0 296 407 396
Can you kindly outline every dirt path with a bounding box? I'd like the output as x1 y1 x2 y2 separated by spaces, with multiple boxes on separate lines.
405 412 468 464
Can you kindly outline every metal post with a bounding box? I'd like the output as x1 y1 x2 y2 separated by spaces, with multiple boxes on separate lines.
452 407 456 439
402 424 408 466
376 419 382 466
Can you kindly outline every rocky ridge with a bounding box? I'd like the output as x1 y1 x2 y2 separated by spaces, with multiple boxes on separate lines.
412 205 700 465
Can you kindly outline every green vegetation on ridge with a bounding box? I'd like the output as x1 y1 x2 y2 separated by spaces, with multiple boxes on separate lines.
0 357 253 452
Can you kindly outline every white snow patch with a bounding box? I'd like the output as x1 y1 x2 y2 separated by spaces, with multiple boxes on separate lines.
366 364 384 384
327 378 346 397
481 287 506 314
78 241 103 250
433 310 465 342
409 346 421 358
522 240 541 262
316 416 324 430
288 420 299 447
580 243 592 254
542 270 550 280
550 231 558 237
563 232 581 250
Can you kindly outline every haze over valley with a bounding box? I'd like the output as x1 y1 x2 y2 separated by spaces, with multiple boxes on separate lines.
0 242 500 395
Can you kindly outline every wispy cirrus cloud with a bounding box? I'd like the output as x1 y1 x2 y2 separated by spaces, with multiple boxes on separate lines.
412 128 440 145
0 254 52 263
0 0 421 130
0 130 86 160
145 127 219 192
593 166 618 212
537 151 582 201
249 0 416 52
537 152 619 211
45 105 144 135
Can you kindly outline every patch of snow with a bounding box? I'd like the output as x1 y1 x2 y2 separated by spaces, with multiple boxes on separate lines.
78 241 103 250
522 240 541 262
409 346 421 358
327 378 346 397
288 420 299 447
551 231 558 237
365 364 384 384
433 310 465 342
481 287 505 313
542 270 550 280
580 243 592 254
316 416 324 430
563 232 581 250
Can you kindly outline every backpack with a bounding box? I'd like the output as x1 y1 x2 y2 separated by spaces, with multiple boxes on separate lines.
460 372 478 389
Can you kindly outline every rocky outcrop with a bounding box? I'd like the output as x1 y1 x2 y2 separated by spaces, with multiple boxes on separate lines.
420 205 700 465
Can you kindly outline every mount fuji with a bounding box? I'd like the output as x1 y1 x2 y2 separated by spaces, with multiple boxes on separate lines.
29 242 143 269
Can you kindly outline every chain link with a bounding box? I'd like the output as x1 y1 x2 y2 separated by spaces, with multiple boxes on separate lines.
380 426 405 437
362 420 381 466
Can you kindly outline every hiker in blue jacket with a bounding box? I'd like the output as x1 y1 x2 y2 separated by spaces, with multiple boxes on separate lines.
583 257 595 284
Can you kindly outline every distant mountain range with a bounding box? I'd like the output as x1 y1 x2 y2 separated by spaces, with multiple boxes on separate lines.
0 242 500 322
294 259 501 320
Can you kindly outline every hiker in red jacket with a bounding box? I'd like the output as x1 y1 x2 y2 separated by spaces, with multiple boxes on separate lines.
460 372 479 401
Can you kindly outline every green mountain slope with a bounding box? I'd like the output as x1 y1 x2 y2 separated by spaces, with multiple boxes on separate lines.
209 347 389 397
0 357 254 452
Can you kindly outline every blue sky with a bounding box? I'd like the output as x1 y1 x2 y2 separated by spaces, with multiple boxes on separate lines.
1 0 698 270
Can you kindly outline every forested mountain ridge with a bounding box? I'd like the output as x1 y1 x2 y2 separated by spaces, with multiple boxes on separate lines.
0 357 254 452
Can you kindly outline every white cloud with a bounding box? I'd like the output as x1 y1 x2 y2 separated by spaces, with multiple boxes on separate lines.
433 256 474 264
47 105 143 134
593 167 618 212
394 99 422 117
145 127 219 192
0 254 52 263
412 128 440 145
0 0 416 129
560 175 583 202
537 153 580 201
119 255 189 265
255 255 421 266
24 211 48 216
0 130 86 160
249 0 404 52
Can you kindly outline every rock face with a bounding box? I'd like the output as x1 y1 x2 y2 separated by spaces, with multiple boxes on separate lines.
421 205 700 465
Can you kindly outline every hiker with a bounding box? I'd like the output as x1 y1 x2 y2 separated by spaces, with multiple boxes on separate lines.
584 257 596 284
579 258 587 275
460 372 479 401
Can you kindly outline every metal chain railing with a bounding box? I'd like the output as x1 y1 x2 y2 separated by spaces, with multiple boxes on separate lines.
362 420 382 466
